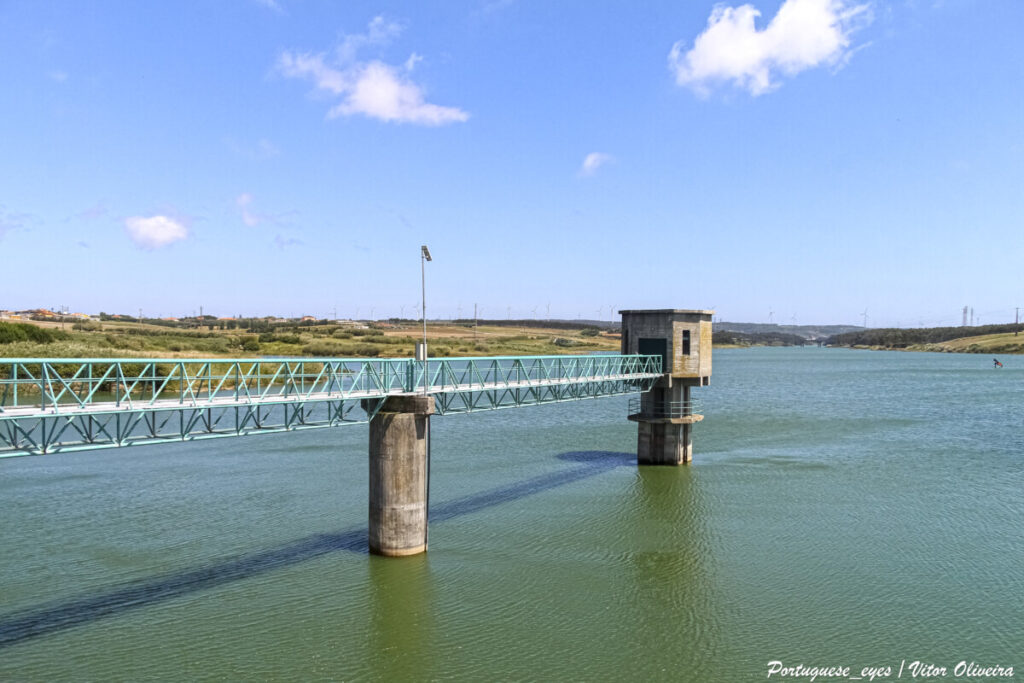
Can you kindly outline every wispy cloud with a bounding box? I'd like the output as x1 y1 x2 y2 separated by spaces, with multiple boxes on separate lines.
74 202 108 221
476 0 516 16
0 206 31 240
253 0 284 13
225 137 280 160
236 193 260 227
404 52 423 72
235 193 295 227
579 152 613 177
274 234 303 250
337 15 402 64
277 16 469 126
124 215 188 249
48 70 68 83
668 0 872 97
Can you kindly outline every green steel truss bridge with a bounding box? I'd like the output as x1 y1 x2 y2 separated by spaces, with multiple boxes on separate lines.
0 354 662 457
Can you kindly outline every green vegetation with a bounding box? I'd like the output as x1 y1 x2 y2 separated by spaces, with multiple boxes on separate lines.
0 322 68 345
712 330 808 347
930 332 1024 355
0 319 622 359
826 323 1023 351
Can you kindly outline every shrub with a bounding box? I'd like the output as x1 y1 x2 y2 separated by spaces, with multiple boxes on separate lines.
302 340 348 356
0 322 64 345
242 339 260 352
259 333 301 345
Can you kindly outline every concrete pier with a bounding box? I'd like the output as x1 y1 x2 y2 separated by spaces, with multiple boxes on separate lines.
368 395 434 556
632 384 703 465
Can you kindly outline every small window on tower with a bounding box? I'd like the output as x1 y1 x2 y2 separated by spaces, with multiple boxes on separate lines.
682 330 691 355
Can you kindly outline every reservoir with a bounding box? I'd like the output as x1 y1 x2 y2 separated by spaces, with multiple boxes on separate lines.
1 347 1021 680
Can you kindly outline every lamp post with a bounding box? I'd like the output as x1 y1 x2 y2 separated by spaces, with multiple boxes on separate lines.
420 245 432 395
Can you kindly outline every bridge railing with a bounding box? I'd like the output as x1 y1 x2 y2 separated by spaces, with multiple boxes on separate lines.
0 354 663 455
420 354 661 392
0 355 662 415
425 354 662 414
0 358 421 414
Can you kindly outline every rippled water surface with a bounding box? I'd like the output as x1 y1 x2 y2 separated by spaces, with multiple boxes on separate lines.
2 348 1022 680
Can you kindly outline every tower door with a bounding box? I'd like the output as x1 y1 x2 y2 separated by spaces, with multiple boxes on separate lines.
638 338 668 373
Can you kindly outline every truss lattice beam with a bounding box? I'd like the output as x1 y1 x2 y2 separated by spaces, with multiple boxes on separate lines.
0 355 661 456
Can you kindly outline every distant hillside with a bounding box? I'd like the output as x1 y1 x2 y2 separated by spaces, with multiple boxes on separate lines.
713 322 862 340
712 330 809 347
826 323 1023 349
450 318 613 331
449 319 866 341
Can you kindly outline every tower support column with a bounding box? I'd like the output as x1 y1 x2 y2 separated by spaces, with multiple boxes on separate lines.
633 382 699 465
636 416 693 465
368 395 434 556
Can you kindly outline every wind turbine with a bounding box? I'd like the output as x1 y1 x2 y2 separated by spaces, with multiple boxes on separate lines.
861 308 869 328
531 306 538 319
768 308 774 324
545 302 551 321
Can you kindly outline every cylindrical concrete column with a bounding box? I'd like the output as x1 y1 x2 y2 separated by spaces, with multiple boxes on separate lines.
368 395 435 556
635 382 696 465
637 421 691 465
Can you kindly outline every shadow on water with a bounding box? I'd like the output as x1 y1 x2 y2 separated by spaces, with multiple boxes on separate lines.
0 450 632 649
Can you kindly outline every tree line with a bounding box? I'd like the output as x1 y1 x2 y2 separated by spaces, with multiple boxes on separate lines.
826 323 1021 348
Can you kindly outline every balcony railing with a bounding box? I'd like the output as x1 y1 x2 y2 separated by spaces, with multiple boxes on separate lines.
628 397 703 420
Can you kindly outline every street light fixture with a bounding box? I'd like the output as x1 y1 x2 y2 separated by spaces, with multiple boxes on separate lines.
420 245 432 396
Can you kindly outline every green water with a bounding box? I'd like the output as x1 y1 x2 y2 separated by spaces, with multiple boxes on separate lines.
1 348 1021 681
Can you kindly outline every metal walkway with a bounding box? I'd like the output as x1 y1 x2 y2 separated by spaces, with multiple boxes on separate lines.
0 355 661 456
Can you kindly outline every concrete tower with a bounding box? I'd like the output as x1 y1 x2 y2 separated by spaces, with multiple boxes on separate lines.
620 309 712 465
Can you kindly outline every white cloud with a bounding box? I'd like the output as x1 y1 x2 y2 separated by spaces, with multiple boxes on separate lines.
278 17 468 126
337 15 402 63
669 0 871 97
48 70 68 83
124 215 188 249
328 61 469 125
580 152 613 176
236 193 259 226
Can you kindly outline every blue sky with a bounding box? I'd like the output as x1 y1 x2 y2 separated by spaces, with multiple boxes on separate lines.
1 0 1021 326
